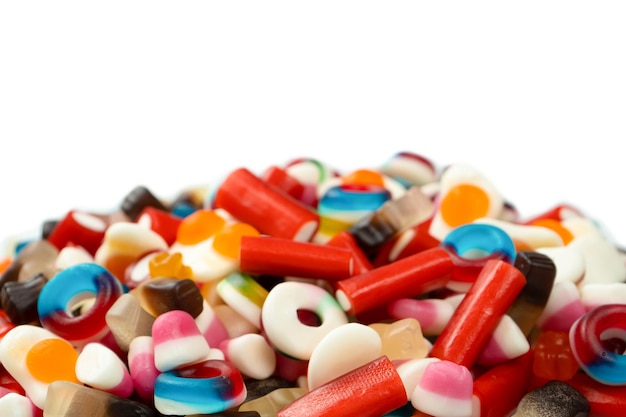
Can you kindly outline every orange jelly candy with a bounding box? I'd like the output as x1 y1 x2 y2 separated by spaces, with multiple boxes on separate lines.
176 209 226 245
212 222 260 259
533 330 579 381
26 338 80 384
530 218 574 245
341 169 385 187
149 252 193 279
440 183 490 227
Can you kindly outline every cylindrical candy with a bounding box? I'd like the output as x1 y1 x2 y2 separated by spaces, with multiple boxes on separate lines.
429 259 526 369
239 236 354 281
335 247 453 316
277 356 407 417
213 167 319 241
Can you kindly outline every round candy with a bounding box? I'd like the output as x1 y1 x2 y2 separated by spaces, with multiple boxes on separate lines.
154 359 246 415
441 223 516 292
569 304 626 385
37 263 124 346
261 281 348 360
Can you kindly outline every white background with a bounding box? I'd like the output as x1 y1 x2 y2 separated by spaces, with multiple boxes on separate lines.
1 1 625 250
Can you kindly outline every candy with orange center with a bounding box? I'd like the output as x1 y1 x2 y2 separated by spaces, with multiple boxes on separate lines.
530 218 574 245
212 222 260 259
341 169 386 187
175 209 226 246
429 164 504 241
26 338 79 384
440 183 490 227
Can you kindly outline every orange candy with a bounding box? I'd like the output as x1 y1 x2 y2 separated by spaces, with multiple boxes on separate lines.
212 222 260 259
530 218 574 245
341 169 385 187
149 252 193 279
176 209 226 245
533 330 579 381
440 183 490 227
26 338 80 384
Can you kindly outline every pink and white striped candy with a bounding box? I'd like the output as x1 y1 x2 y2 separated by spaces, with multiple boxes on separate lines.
127 336 159 403
536 281 587 332
194 300 229 348
388 298 454 336
411 360 473 417
75 342 134 398
476 315 530 366
152 310 211 372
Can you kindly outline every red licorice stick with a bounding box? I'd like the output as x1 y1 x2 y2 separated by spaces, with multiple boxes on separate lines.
261 165 307 202
565 371 626 416
326 231 373 276
472 350 534 417
213 168 320 241
277 356 407 417
429 259 527 369
334 247 453 315
136 207 182 247
239 236 354 281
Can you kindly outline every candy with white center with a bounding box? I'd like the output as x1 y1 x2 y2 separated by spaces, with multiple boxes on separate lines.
75 342 134 398
152 310 211 372
307 322 382 391
411 360 473 417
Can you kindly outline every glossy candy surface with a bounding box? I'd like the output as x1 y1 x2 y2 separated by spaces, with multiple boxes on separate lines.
37 263 124 346
569 304 626 385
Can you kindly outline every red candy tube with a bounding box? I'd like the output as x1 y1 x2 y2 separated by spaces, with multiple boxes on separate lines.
213 168 319 241
261 165 307 203
429 259 526 369
136 207 182 247
239 236 354 281
334 247 453 315
472 350 533 417
326 231 373 276
277 356 407 417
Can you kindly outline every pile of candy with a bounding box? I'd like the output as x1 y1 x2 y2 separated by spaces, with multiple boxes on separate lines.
0 151 625 417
